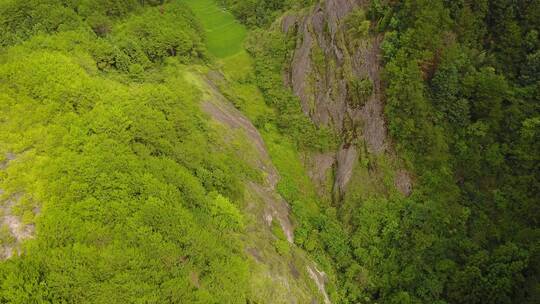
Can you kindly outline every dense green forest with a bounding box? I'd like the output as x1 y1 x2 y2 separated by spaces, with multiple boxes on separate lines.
0 0 538 303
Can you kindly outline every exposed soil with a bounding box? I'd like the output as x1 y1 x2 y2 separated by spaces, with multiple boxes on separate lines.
0 153 16 170
246 247 263 262
1 154 35 260
289 260 300 279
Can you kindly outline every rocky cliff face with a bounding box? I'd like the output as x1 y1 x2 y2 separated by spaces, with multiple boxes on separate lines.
282 0 411 199
199 72 330 304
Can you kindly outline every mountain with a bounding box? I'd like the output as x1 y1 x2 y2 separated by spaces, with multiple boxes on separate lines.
0 0 538 303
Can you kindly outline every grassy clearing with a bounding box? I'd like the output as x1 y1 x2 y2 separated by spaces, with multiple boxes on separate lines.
183 0 246 58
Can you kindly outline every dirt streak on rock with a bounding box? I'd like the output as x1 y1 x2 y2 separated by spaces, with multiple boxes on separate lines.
307 265 331 304
201 76 294 243
201 72 334 301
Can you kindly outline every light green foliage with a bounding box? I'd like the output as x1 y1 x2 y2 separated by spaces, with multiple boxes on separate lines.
218 0 316 27
0 225 14 246
1 0 538 303
218 52 277 128
0 4 256 301
311 44 326 72
88 1 206 73
271 221 290 256
0 1 333 301
184 0 247 58
0 1 207 74
112 2 206 64
0 0 83 47
209 193 245 231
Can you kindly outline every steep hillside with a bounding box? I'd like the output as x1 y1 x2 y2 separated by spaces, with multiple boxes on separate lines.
281 0 411 201
0 0 331 302
225 0 540 303
0 0 538 303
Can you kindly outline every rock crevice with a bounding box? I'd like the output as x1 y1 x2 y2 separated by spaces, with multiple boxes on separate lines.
283 0 411 197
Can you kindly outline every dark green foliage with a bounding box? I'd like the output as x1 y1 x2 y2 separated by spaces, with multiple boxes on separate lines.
245 28 335 150
384 51 448 165
1 0 538 303
345 8 371 42
348 77 373 108
358 0 540 303
219 0 539 303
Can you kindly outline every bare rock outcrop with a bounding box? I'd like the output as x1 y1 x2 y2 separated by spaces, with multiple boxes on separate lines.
199 72 329 303
394 169 413 197
201 76 294 242
282 0 411 197
307 265 331 304
0 154 36 260
0 153 16 170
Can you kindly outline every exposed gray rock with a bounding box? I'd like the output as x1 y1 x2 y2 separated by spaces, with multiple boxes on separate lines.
249 182 294 243
201 72 329 303
306 152 335 198
289 15 314 119
282 14 298 34
334 145 357 196
283 0 411 196
394 169 413 197
1 193 35 260
201 78 279 188
353 36 387 154
307 265 331 304
325 0 359 33
201 75 294 243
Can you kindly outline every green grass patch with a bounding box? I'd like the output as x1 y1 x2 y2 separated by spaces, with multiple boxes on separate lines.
183 0 247 58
